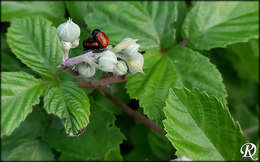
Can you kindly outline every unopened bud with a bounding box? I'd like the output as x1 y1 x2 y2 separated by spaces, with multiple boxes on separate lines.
126 52 144 74
57 18 80 43
98 51 117 72
112 38 138 53
114 60 128 76
121 38 140 58
78 63 96 78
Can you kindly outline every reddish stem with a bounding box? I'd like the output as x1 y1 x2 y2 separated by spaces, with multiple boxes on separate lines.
78 75 125 89
97 87 166 136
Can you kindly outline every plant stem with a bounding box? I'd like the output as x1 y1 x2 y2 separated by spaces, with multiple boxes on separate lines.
78 75 125 89
62 51 95 67
96 86 166 136
63 49 70 62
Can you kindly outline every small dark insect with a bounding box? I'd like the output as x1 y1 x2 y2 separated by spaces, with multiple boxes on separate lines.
83 38 99 50
92 29 110 48
83 29 110 51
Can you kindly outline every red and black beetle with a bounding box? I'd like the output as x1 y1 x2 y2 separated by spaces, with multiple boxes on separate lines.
83 29 110 51
83 29 146 54
83 38 99 50
92 29 110 48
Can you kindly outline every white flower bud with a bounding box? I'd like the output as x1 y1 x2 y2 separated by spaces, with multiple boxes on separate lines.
126 52 144 74
121 38 140 58
112 38 144 74
78 62 96 78
114 60 128 76
112 38 138 53
98 51 118 72
57 18 80 43
71 38 80 48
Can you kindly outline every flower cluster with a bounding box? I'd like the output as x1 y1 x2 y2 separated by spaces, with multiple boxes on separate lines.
57 18 144 78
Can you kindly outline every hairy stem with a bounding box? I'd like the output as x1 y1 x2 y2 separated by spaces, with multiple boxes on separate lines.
97 87 166 136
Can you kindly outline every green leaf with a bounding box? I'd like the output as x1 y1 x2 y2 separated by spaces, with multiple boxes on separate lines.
3 139 54 161
104 146 123 161
168 46 227 104
174 2 188 43
115 113 136 140
7 16 63 79
163 88 246 161
182 2 259 50
231 104 258 144
213 51 259 144
91 91 122 115
125 123 158 161
1 34 40 76
43 80 90 135
1 107 49 160
1 34 10 53
126 47 227 128
91 83 130 115
2 50 24 72
208 46 259 110
148 130 175 160
229 39 259 82
58 152 82 161
1 72 46 136
66 1 89 25
126 50 180 126
1 1 66 25
124 122 175 161
2 106 48 141
44 100 125 160
83 2 178 50
1 35 24 72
